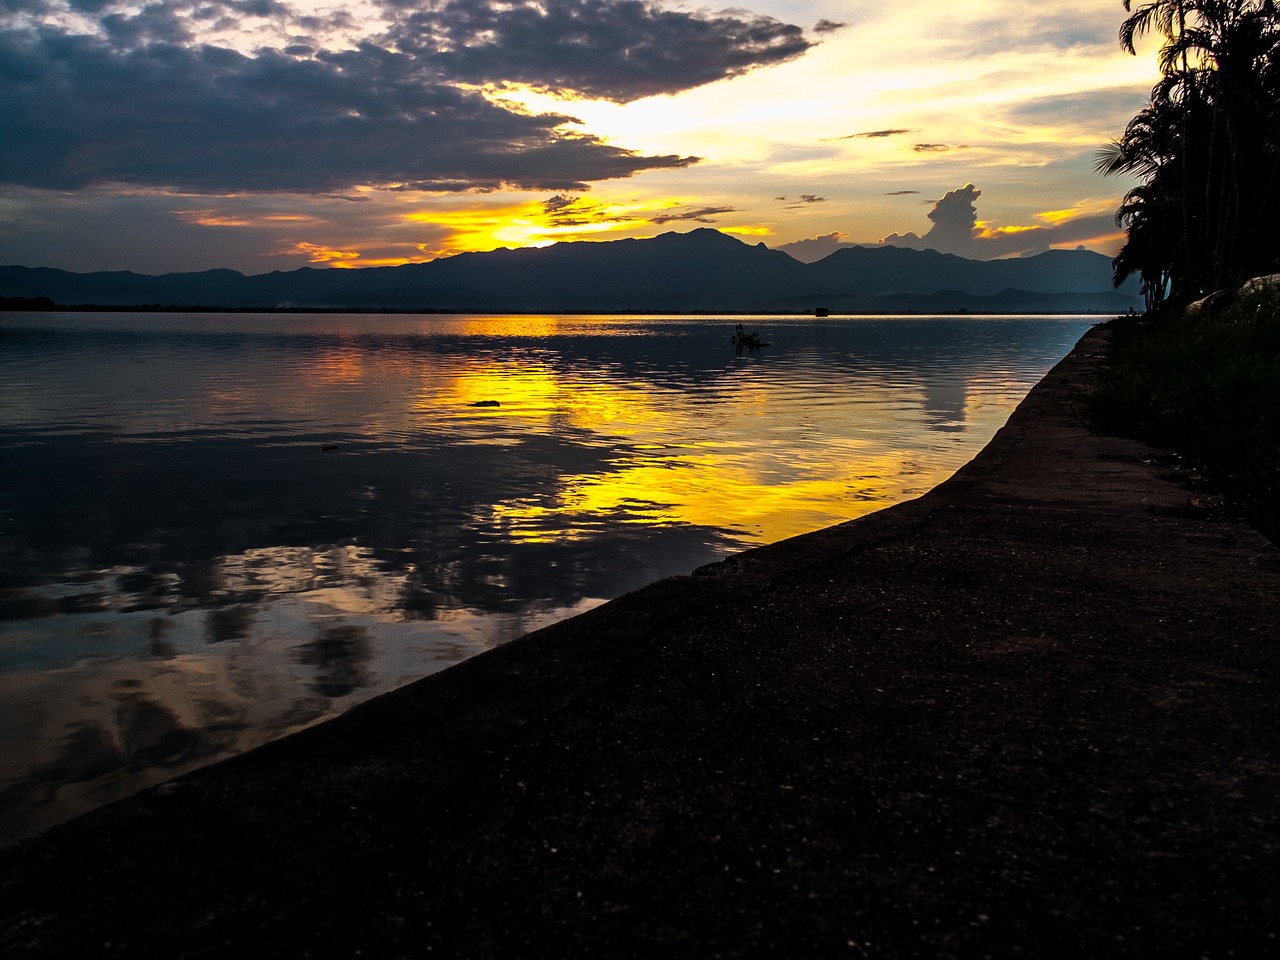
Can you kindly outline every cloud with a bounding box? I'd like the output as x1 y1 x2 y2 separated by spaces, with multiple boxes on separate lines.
543 194 585 217
777 194 827 208
877 184 1125 258
998 87 1152 134
824 129 912 142
382 0 815 103
525 196 742 230
649 205 738 225
0 31 692 193
293 241 360 265
0 185 329 272
880 183 981 255
173 210 253 227
0 1 814 194
813 19 846 34
947 9 1118 57
971 203 1127 259
774 232 851 263
885 190 920 196
912 144 951 153
539 194 638 228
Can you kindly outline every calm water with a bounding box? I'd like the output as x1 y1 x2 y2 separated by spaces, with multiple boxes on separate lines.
0 311 1095 843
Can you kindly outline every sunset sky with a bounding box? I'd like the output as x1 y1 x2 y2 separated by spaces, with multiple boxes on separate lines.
0 1 1162 274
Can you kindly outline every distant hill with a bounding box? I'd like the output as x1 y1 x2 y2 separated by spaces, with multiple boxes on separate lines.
0 229 1139 313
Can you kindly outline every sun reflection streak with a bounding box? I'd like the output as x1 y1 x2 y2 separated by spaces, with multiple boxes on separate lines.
392 347 979 545
477 448 929 546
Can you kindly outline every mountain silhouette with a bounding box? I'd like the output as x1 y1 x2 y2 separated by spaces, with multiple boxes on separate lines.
0 228 1139 313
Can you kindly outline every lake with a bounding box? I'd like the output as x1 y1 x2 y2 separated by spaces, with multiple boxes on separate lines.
0 311 1096 844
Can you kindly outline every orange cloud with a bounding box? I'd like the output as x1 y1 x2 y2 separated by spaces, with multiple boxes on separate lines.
1053 230 1127 254
1033 198 1116 225
1035 208 1080 225
975 222 1042 239
292 242 361 266
174 210 251 227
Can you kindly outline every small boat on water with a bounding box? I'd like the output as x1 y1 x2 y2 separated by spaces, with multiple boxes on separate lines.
731 323 769 350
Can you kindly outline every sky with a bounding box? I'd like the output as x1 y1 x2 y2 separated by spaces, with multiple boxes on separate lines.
0 1 1163 274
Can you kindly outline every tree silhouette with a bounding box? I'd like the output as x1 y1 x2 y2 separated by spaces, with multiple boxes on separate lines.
1099 1 1280 307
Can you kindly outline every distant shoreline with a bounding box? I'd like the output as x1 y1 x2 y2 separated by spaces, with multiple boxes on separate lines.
0 230 1142 316
0 301 1123 317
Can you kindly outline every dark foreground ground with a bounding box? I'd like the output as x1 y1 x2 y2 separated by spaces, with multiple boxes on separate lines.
1 325 1277 958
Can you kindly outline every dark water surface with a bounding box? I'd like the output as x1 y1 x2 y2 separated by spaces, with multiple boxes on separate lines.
0 311 1095 843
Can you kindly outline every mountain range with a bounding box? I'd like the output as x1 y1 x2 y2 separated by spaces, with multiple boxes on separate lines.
0 228 1139 314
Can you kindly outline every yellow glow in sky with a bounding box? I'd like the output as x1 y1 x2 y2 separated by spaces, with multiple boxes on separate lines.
402 199 646 254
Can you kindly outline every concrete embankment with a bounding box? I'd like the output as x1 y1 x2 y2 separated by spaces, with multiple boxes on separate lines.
1 324 1277 958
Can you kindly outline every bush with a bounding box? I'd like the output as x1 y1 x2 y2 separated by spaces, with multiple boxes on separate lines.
1092 289 1280 541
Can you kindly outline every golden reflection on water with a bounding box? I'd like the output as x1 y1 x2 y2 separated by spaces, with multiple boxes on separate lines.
455 315 620 338
443 360 572 415
480 450 923 546
402 350 992 544
310 345 370 385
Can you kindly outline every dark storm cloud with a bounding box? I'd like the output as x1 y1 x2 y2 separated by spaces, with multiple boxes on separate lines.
0 0 813 194
233 0 294 16
379 0 814 103
0 28 694 192
86 0 293 45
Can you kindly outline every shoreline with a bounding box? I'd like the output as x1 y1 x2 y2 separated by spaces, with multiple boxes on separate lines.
2 323 1277 956
3 304 1120 316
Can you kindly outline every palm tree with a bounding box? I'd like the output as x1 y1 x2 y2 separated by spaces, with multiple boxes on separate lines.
1102 1 1280 306
1111 185 1180 310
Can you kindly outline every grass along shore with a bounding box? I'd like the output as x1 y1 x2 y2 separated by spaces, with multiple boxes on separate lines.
1092 288 1280 543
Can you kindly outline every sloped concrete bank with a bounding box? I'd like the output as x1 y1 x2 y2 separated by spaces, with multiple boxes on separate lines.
2 324 1277 958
